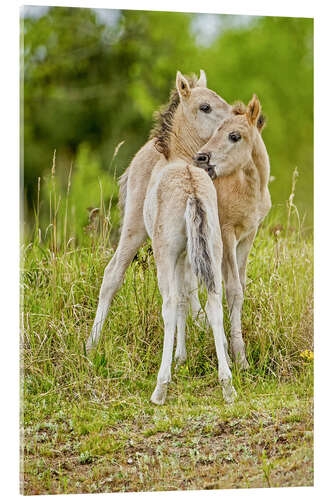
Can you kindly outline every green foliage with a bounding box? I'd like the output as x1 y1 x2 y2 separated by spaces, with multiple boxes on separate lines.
22 7 313 233
58 143 120 244
35 144 120 246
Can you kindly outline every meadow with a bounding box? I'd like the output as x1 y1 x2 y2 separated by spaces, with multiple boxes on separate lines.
21 6 314 495
21 162 313 494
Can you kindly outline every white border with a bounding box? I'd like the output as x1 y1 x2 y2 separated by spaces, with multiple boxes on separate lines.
2 1 332 499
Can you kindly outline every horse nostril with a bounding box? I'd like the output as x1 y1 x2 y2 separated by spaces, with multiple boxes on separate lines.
195 153 210 164
207 167 216 179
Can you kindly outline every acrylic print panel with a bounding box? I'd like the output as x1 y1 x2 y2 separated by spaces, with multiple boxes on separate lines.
21 4 313 495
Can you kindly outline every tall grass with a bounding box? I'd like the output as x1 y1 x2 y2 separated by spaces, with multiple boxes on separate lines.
21 150 313 408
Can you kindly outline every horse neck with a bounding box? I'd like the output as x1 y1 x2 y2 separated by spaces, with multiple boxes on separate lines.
252 131 270 193
168 107 204 162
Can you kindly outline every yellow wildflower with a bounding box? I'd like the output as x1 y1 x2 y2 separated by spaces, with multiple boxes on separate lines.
300 350 314 361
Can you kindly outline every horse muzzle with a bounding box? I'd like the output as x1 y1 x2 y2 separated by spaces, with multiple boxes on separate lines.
193 152 217 180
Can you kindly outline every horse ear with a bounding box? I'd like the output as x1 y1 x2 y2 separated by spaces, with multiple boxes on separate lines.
196 69 207 88
257 113 266 133
247 94 261 126
176 71 191 99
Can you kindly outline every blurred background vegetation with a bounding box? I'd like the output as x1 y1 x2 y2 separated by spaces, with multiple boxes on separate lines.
21 6 313 243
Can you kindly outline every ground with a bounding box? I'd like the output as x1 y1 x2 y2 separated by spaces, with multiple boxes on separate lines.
23 370 313 494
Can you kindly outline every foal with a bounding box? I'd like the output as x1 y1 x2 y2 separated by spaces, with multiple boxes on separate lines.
194 95 271 368
144 160 236 405
86 71 232 351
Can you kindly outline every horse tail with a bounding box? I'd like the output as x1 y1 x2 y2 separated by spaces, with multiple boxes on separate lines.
185 196 216 293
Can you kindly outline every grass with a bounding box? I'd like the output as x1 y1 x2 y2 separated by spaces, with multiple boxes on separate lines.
21 166 313 494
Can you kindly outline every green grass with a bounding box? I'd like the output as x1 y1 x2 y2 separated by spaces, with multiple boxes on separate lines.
21 173 313 493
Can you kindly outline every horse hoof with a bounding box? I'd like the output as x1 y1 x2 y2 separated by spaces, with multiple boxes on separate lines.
231 343 249 370
222 383 237 404
150 384 168 405
236 357 249 370
175 353 187 368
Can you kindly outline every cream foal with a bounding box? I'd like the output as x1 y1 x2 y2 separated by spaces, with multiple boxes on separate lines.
144 161 236 405
194 95 271 368
86 70 232 352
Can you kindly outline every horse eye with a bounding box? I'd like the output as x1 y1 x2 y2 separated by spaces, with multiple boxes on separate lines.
229 131 241 143
199 103 212 113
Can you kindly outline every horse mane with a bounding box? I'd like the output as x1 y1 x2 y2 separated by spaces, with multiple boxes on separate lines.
149 74 199 159
232 100 266 132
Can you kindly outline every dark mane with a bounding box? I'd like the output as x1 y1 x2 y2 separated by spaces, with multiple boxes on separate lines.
149 74 198 159
232 100 266 132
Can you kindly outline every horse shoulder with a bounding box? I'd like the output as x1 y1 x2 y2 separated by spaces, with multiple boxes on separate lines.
214 170 261 236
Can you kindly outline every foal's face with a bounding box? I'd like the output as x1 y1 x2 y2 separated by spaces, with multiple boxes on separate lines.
182 87 232 142
176 71 232 142
195 115 255 179
194 95 262 179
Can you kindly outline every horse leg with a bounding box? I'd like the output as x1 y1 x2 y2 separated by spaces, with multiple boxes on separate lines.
222 229 249 369
205 277 236 403
151 252 178 405
236 229 257 293
174 255 190 366
86 207 147 352
86 143 165 351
